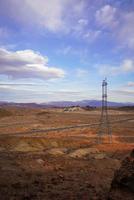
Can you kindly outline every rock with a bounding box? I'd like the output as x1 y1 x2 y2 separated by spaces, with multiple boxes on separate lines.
12 141 40 152
130 149 134 157
45 148 67 156
68 148 99 158
93 153 106 160
36 158 44 165
51 141 58 148
58 174 64 180
108 149 134 200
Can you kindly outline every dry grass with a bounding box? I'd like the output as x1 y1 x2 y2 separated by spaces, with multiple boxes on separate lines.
0 107 133 199
0 108 12 118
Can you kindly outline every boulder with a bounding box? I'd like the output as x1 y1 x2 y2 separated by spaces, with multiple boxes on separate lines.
45 148 67 156
108 149 134 200
68 148 99 158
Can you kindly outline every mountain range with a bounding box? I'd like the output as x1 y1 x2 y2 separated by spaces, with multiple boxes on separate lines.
0 100 134 108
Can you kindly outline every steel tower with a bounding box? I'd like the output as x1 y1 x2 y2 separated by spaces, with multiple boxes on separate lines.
98 78 112 143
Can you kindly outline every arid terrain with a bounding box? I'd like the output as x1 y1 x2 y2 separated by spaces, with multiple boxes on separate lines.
0 106 134 200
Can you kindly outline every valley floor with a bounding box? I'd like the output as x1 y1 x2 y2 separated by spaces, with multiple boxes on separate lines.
0 107 134 200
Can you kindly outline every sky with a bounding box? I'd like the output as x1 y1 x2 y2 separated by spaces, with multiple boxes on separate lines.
0 0 134 103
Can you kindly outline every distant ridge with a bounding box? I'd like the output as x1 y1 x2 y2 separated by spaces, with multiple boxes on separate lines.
0 100 134 108
43 100 134 107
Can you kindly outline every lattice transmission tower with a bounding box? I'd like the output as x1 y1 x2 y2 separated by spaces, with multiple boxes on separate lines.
97 78 112 143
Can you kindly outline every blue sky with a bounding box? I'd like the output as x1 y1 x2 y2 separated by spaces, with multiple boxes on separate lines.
0 0 134 103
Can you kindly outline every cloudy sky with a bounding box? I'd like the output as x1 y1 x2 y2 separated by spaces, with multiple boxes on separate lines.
0 0 134 103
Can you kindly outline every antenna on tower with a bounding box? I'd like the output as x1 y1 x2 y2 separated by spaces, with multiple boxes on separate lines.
97 78 112 143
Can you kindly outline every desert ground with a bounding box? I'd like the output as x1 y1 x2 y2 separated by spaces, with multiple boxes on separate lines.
0 106 134 200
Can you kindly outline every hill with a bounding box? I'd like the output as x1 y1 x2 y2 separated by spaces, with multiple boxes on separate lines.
0 100 133 108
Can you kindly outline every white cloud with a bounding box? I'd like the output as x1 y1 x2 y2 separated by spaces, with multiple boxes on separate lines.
78 19 88 26
83 29 101 42
122 59 134 72
0 1 134 51
0 1 101 43
98 59 134 75
99 64 119 75
57 45 88 59
75 18 88 31
0 48 65 80
0 84 91 102
73 0 86 15
126 82 134 87
96 5 118 28
111 90 134 96
95 4 134 49
25 0 67 32
118 12 134 49
1 0 86 33
109 88 134 102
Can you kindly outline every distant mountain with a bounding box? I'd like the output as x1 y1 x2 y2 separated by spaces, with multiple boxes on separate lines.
0 100 134 108
0 102 44 108
42 100 134 107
